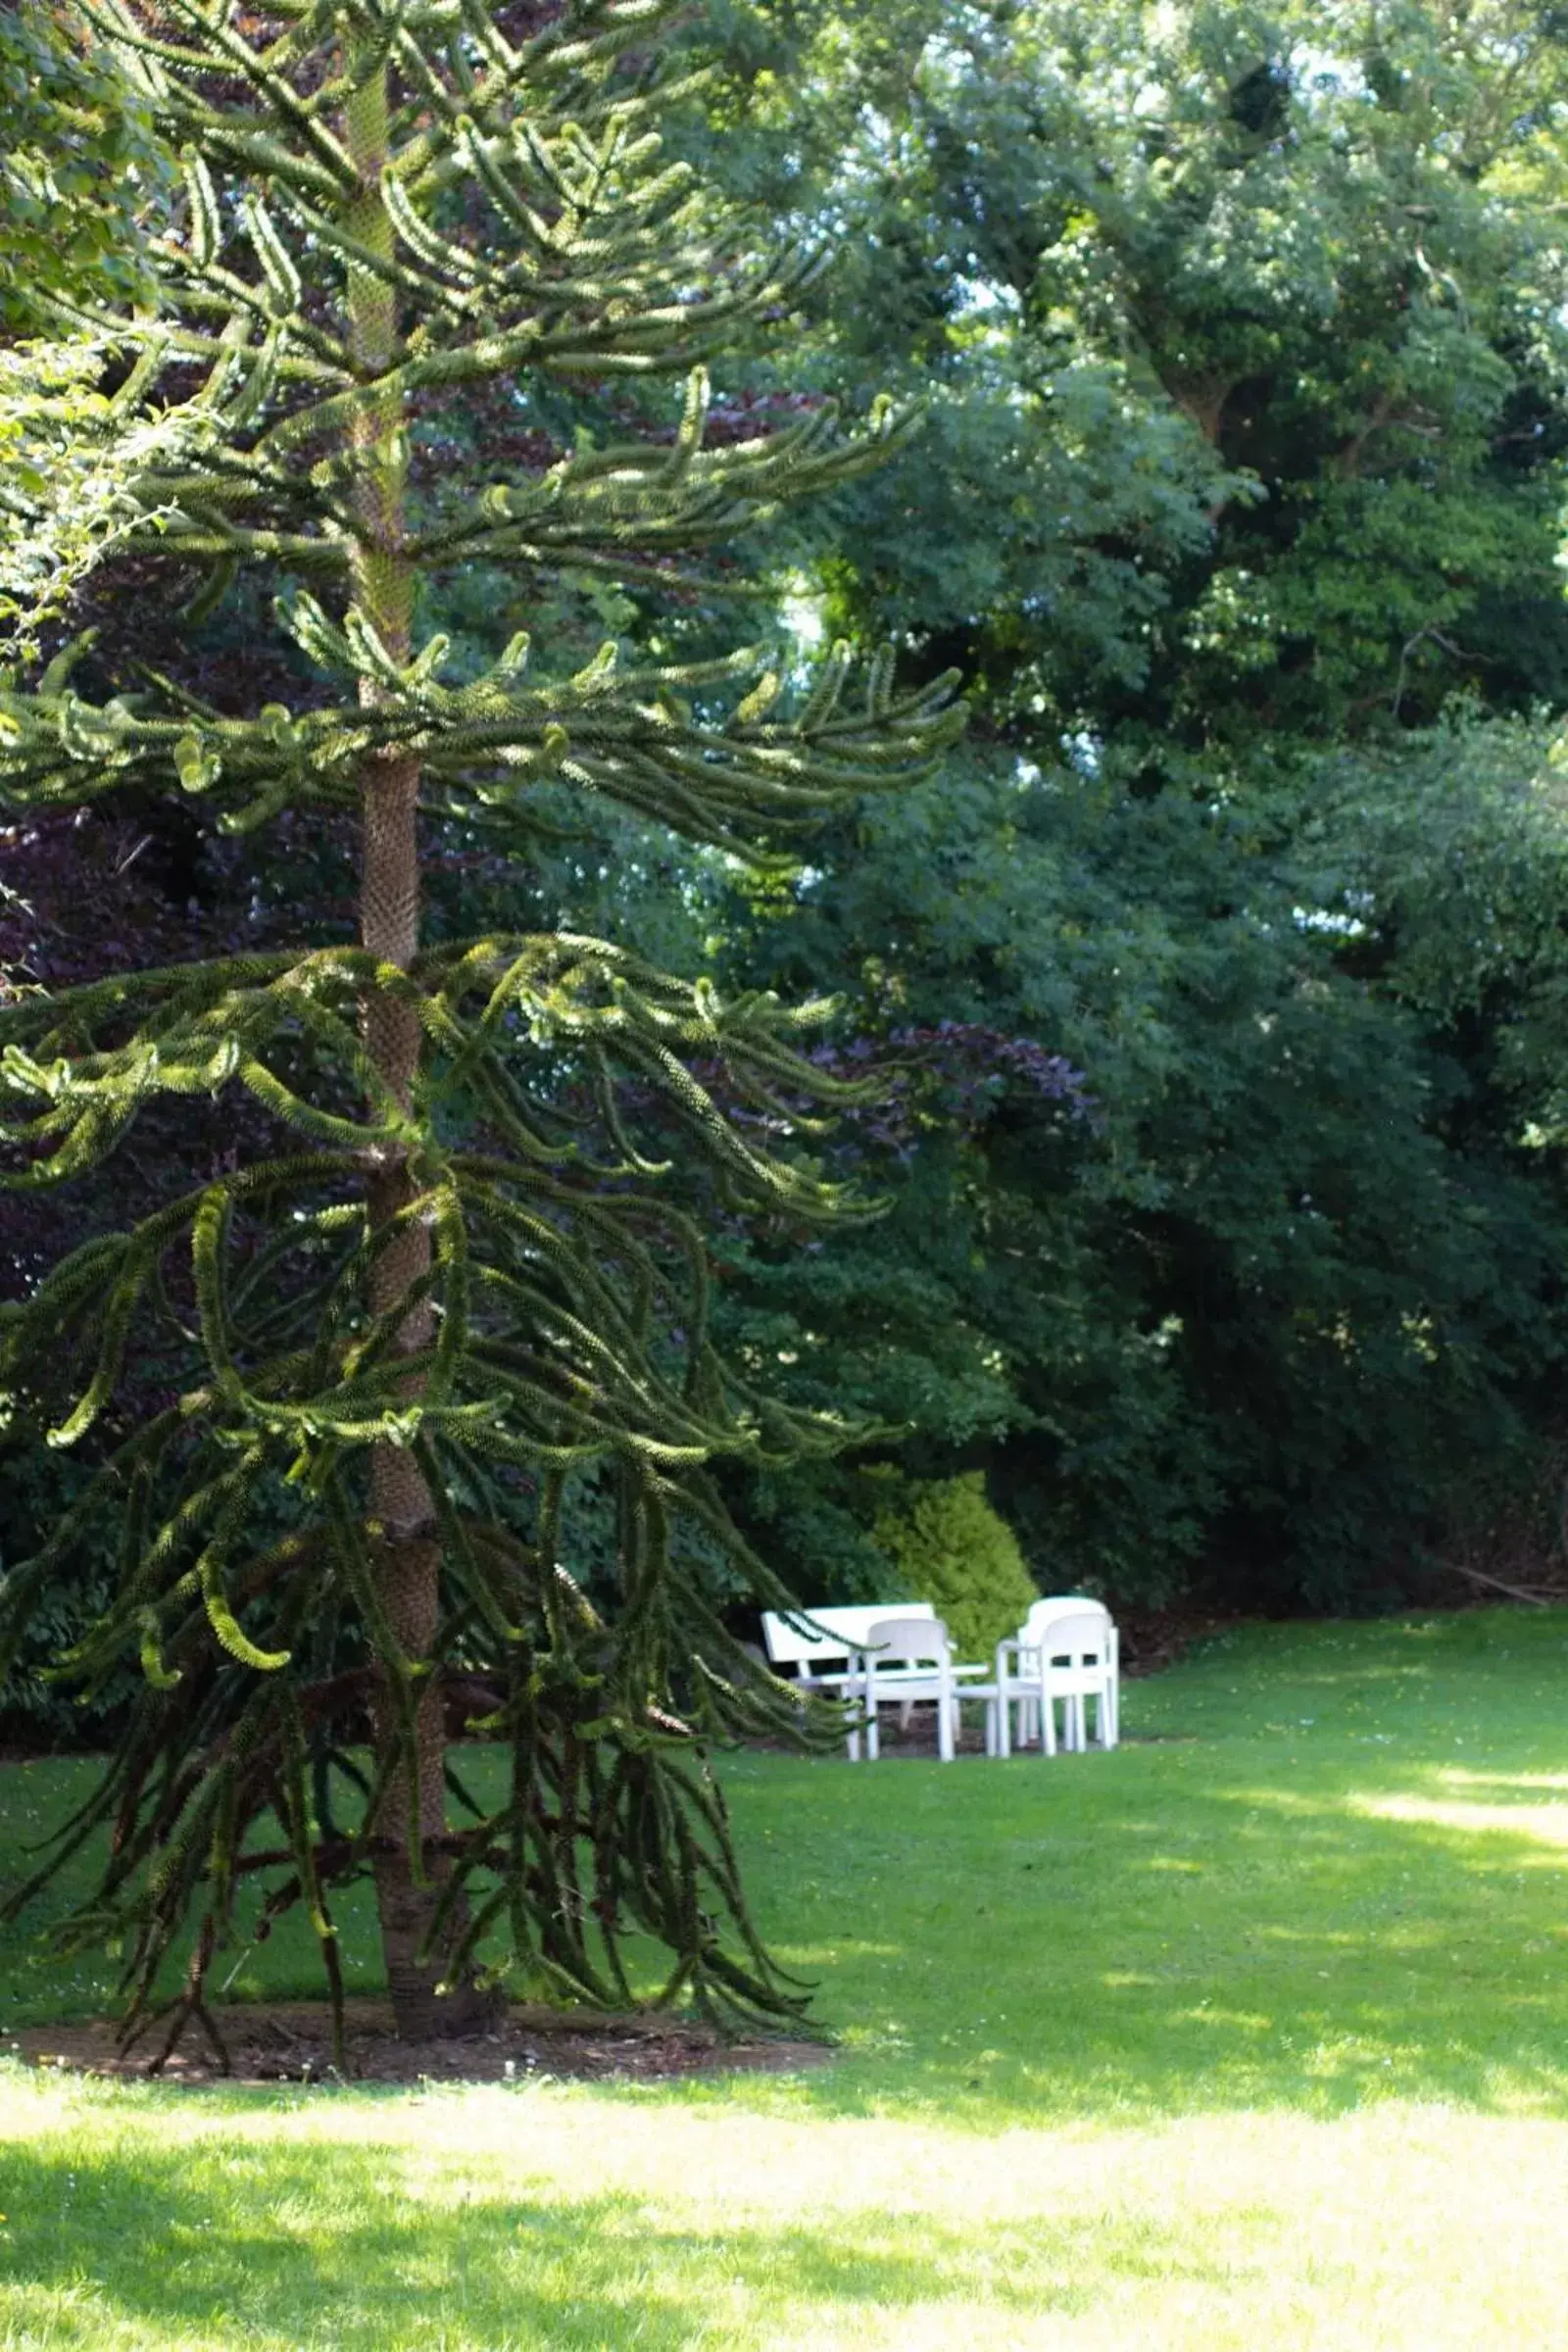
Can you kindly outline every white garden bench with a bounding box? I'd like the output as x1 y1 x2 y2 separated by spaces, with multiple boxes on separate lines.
760 1604 989 1759
760 1602 939 1692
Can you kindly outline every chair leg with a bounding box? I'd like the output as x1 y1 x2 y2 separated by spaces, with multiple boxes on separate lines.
1042 1692 1057 1757
865 1700 880 1762
937 1688 955 1763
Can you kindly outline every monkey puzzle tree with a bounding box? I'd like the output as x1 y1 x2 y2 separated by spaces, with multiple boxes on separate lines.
0 0 959 2059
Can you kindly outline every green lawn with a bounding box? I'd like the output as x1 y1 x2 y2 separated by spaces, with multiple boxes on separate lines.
7 1610 1568 2345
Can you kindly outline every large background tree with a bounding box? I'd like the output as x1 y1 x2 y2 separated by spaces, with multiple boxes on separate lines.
668 0 1568 1610
0 0 958 2056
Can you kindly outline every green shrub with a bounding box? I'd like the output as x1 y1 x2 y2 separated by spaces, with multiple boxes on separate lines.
870 1472 1039 1659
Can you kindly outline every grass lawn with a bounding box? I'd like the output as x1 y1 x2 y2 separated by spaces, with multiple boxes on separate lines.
7 1609 1568 2344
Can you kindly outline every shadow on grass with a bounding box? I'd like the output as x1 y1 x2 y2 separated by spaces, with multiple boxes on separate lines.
723 1737 1568 2126
0 2122 1229 2348
960 1790 1568 2120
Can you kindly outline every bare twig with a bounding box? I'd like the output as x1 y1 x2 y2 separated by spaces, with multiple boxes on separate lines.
1448 1560 1554 1608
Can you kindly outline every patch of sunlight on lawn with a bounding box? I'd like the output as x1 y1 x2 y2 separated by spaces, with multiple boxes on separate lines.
1349 1791 1568 1848
1437 1769 1568 1793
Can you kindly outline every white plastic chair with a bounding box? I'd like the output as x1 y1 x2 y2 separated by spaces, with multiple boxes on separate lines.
995 1597 1118 1756
856 1616 958 1762
1025 1594 1118 1747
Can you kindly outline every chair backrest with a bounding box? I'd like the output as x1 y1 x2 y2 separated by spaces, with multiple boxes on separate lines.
1032 1607 1111 1668
760 1601 937 1671
1020 1593 1109 1643
861 1615 953 1671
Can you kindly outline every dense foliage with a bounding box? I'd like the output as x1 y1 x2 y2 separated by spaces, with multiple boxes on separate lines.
690 0 1568 1610
0 2 167 332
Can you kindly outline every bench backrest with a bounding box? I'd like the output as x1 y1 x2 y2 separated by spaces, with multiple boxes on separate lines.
760 1601 938 1670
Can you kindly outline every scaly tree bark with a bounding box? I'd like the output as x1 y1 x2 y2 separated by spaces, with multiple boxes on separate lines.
0 0 960 2056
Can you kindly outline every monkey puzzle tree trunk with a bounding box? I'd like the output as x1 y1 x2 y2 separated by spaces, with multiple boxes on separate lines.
343 55 492 2038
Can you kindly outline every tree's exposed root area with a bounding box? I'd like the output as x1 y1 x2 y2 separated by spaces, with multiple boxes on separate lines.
11 2000 834 2086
